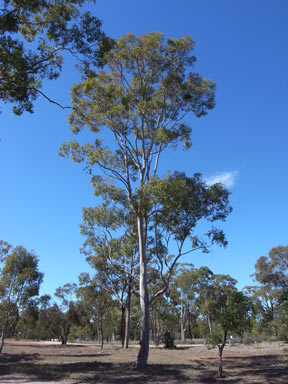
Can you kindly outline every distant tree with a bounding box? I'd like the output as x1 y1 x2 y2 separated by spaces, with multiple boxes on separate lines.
175 264 209 342
0 245 43 353
253 246 288 289
202 275 251 377
16 299 39 339
34 294 58 340
54 283 81 344
81 204 139 348
1 0 112 114
77 273 116 348
246 245 288 337
60 32 232 367
278 289 288 340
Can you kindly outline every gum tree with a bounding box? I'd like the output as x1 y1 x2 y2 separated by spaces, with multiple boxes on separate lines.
77 272 116 348
175 265 213 341
81 204 139 348
60 32 231 366
246 245 288 336
1 0 112 114
201 276 251 377
0 245 43 353
54 283 81 344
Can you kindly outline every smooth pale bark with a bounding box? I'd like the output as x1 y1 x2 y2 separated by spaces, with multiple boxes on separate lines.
208 313 213 338
136 214 150 367
180 300 187 342
124 281 132 349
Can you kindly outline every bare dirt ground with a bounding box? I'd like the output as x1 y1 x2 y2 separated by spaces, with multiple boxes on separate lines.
0 339 287 383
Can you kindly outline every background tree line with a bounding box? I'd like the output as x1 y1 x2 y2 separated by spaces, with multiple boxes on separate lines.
1 240 287 356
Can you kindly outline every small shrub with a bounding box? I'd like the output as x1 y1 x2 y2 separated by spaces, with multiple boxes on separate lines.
242 332 253 345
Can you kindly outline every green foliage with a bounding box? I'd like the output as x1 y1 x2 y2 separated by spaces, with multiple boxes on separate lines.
0 240 12 262
54 283 82 344
148 172 231 247
253 246 288 289
61 32 230 366
55 283 78 309
33 295 59 340
241 331 263 345
0 245 43 308
196 273 252 343
246 245 288 338
0 0 112 114
0 245 43 351
16 299 39 339
60 32 215 185
77 273 118 345
205 323 223 346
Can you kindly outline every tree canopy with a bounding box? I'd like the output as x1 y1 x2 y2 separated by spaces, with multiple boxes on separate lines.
60 32 232 367
0 0 112 114
0 245 43 353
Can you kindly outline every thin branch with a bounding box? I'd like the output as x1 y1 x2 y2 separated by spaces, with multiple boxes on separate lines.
32 88 72 110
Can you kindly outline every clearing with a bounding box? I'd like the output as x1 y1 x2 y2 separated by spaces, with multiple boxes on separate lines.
0 339 287 383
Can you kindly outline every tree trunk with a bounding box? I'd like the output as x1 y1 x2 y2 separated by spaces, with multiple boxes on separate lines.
120 305 126 347
150 301 156 344
0 314 9 354
96 325 100 344
180 300 187 342
180 321 185 343
124 283 132 349
208 313 213 338
61 331 68 345
100 318 104 349
188 321 193 340
61 321 71 345
217 332 227 378
136 214 150 367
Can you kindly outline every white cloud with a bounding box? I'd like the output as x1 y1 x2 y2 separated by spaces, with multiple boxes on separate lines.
204 171 238 188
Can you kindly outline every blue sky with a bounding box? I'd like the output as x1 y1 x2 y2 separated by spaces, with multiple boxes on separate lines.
0 0 287 296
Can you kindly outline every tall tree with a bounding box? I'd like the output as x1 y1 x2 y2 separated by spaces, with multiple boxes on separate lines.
1 0 112 114
0 245 43 353
60 32 231 367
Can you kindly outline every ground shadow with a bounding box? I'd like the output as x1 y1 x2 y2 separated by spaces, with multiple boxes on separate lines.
0 353 287 383
0 358 202 383
223 355 288 382
194 354 288 383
